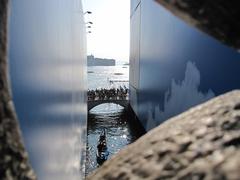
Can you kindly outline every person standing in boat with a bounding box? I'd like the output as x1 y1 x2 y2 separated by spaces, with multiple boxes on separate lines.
97 130 107 153
97 141 106 153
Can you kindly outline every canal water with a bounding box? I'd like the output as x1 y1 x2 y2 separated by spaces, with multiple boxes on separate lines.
86 65 144 175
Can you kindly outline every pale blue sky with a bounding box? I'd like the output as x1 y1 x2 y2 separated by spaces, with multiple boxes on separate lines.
82 0 130 62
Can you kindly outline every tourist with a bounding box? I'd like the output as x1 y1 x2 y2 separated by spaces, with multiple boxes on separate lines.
88 87 129 100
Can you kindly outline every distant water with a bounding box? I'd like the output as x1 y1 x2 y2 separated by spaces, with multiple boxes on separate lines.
86 65 143 175
87 65 129 90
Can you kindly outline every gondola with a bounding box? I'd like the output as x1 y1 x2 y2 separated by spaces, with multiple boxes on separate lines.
96 147 109 164
96 129 109 165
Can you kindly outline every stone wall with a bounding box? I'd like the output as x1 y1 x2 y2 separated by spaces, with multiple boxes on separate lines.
155 0 240 50
88 90 240 179
0 1 35 179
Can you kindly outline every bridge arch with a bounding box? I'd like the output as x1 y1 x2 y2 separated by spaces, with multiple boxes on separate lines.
88 99 129 111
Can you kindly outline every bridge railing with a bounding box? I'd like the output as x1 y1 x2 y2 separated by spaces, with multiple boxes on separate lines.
87 88 129 101
88 96 129 101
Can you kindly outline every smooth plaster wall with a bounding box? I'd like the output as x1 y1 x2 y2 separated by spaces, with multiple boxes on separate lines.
130 0 240 131
9 0 87 179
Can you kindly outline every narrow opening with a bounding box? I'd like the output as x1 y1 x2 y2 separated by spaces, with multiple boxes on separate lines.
83 0 144 175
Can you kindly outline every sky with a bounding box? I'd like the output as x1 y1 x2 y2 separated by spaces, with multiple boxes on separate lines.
82 0 130 62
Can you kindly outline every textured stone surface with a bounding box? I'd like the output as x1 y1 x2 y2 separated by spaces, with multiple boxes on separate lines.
155 0 240 50
0 1 36 179
88 90 240 179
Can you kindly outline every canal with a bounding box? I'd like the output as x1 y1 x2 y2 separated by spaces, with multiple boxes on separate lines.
86 65 145 175
86 103 145 175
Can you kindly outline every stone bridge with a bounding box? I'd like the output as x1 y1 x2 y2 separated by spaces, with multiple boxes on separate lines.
88 99 129 111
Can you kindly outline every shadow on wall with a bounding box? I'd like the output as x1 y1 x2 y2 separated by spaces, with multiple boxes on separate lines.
146 61 215 130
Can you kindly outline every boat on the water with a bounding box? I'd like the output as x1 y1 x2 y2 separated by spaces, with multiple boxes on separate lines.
114 72 124 75
96 129 109 165
96 148 109 165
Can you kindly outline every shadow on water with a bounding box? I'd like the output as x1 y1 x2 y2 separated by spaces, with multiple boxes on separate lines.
86 104 145 176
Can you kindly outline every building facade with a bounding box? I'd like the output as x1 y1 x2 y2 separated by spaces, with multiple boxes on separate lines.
87 55 116 66
9 1 87 179
130 0 240 131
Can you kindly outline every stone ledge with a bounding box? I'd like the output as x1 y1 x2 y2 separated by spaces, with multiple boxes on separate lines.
88 90 240 179
155 0 240 50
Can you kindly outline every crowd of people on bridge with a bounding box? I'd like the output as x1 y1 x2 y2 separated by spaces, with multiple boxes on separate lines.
88 86 128 100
